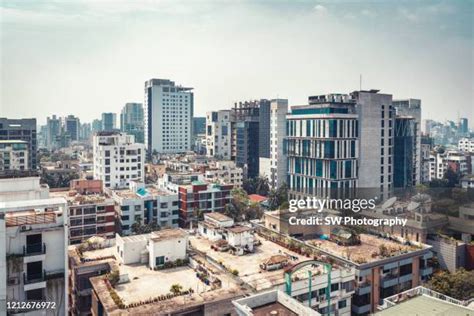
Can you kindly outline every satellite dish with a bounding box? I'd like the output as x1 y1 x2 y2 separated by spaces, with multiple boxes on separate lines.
382 197 397 210
407 201 420 212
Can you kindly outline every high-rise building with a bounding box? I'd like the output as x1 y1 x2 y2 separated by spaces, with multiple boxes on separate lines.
93 131 145 189
64 115 80 141
286 94 359 199
459 117 469 135
0 174 68 314
393 117 416 188
101 113 117 132
206 110 232 159
192 117 206 136
393 99 421 185
233 99 270 179
80 122 92 141
0 118 37 170
92 119 102 133
46 115 61 149
264 99 288 189
351 90 393 200
420 135 433 183
144 79 194 154
0 140 28 171
120 103 144 143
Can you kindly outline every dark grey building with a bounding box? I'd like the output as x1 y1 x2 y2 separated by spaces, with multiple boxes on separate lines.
0 118 37 170
233 99 270 179
192 117 206 136
394 116 416 188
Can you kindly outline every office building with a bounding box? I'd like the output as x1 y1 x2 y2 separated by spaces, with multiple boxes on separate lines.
46 115 61 149
458 117 469 135
193 117 206 136
144 78 194 154
79 122 91 141
286 94 358 199
120 103 144 144
266 99 288 189
0 140 28 171
393 99 421 185
351 90 393 200
92 131 145 189
0 118 37 170
393 116 416 188
233 99 270 178
206 110 233 159
101 113 117 132
64 115 80 141
0 174 68 315
91 119 102 133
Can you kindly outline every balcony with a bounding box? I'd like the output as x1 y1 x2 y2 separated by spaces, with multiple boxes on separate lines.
23 243 46 256
382 275 398 288
421 266 433 277
356 282 372 295
23 270 45 285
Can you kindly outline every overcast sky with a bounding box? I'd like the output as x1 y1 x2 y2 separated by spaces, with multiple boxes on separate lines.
1 0 473 126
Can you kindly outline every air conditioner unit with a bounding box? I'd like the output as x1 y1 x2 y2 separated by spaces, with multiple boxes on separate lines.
8 277 19 285
20 225 31 232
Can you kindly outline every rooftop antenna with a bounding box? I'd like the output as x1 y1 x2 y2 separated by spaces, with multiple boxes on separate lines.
359 74 362 91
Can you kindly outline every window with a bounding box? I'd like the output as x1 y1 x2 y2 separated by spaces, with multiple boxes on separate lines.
155 256 165 266
338 299 347 309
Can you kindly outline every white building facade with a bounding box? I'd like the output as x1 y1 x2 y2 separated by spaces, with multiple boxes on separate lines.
458 138 474 153
144 79 194 155
268 99 288 189
206 110 232 159
93 132 145 189
0 140 29 171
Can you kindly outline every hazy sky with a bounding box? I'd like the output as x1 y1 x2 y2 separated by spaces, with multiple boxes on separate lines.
1 0 473 125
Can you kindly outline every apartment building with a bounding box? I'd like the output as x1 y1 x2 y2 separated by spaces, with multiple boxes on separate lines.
0 118 37 170
0 174 67 315
50 180 115 245
459 137 474 153
204 160 243 187
93 131 145 189
159 173 233 228
144 78 194 154
429 149 468 180
206 110 233 159
420 135 433 183
0 140 29 171
286 94 359 199
351 90 394 201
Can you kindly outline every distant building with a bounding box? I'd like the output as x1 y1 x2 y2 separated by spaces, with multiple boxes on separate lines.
233 99 270 178
80 122 91 141
93 131 145 189
459 137 474 153
120 103 144 143
393 116 416 188
393 99 421 185
101 113 117 132
46 115 61 149
0 140 28 171
144 79 194 154
267 99 288 189
206 110 232 159
64 115 80 141
204 160 243 187
91 119 102 133
420 135 433 183
0 118 37 170
193 117 206 136
458 117 469 135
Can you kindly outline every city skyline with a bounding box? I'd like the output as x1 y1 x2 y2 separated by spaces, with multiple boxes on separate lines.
1 0 473 125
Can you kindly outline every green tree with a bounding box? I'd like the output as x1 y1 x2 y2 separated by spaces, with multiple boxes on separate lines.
427 268 474 301
170 283 183 295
